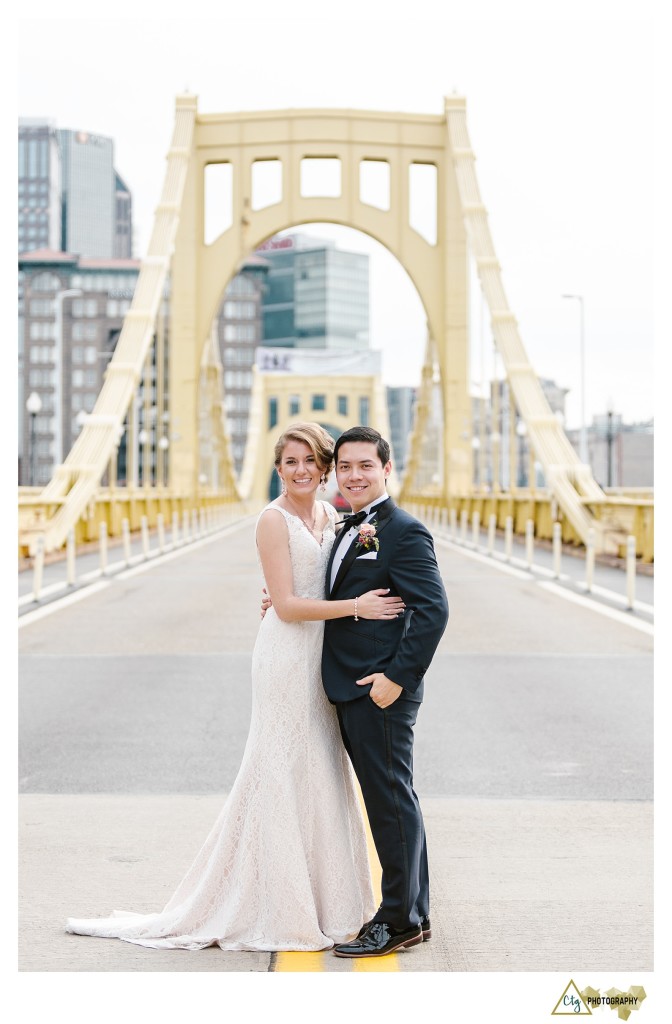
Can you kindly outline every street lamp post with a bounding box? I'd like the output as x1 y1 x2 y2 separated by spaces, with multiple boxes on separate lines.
26 391 42 485
562 293 588 464
54 288 83 466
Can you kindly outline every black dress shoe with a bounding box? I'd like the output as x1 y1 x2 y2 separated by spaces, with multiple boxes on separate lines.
357 915 431 941
333 921 423 958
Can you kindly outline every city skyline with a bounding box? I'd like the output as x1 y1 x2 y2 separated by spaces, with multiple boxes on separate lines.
17 10 657 430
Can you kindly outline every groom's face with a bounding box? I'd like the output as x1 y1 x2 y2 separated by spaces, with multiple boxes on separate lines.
335 441 391 513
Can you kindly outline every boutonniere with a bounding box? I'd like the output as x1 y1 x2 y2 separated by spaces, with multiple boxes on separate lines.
355 521 379 552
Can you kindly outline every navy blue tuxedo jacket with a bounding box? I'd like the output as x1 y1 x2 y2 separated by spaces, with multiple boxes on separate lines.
322 500 449 703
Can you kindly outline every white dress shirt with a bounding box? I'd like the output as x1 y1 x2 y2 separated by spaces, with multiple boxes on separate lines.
329 493 389 591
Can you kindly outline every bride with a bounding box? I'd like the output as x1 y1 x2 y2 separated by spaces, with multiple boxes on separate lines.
65 422 405 951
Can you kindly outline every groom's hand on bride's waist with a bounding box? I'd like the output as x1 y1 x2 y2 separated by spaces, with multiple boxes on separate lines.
260 587 272 619
356 672 403 708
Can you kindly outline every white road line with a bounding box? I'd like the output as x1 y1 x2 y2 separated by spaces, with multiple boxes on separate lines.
18 519 254 625
18 580 69 607
434 532 653 635
115 520 251 581
434 535 533 580
18 581 111 628
537 582 654 635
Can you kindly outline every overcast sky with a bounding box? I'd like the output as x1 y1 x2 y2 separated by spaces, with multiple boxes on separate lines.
17 4 658 430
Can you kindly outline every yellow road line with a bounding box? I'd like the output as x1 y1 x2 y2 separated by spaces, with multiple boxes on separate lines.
353 783 399 972
275 951 329 971
274 782 399 972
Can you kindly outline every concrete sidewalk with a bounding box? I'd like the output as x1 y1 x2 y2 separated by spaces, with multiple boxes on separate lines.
19 793 652 973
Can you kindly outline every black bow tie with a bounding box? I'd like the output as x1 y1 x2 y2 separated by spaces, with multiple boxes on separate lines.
340 510 368 529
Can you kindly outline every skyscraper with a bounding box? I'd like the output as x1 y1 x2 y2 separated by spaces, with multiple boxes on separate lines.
57 128 116 258
257 234 369 351
18 119 61 253
18 120 133 259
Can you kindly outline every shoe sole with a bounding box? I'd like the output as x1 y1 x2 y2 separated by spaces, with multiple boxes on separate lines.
333 933 423 958
422 928 432 941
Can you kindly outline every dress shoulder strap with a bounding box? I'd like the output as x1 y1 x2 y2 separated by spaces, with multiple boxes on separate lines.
321 500 337 521
255 503 293 536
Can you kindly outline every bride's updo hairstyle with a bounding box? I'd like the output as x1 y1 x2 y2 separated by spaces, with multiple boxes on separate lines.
274 422 335 477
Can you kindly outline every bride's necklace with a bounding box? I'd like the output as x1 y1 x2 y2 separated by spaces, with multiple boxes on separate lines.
285 496 319 536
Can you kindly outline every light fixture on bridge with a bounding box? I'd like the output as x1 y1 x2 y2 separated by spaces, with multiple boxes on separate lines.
75 410 88 430
158 436 169 451
138 429 149 445
26 391 42 487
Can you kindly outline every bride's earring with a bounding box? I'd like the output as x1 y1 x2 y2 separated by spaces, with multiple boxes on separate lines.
279 474 287 496
320 475 327 493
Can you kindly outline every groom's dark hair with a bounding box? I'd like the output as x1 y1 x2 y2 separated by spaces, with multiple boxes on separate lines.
334 426 391 466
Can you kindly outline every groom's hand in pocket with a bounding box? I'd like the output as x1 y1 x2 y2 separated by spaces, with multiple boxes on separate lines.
356 672 403 708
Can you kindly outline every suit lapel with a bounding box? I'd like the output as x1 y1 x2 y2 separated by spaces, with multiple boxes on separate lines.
330 500 397 595
325 527 345 597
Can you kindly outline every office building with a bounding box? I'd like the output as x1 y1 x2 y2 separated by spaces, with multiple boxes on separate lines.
114 172 133 258
386 385 417 475
215 256 269 475
566 416 653 488
18 120 133 259
257 234 369 351
19 249 140 486
18 119 62 253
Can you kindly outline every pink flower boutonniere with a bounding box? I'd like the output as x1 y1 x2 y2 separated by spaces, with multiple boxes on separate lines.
356 521 379 552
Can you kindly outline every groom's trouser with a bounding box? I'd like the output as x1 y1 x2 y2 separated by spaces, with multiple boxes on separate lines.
336 693 429 931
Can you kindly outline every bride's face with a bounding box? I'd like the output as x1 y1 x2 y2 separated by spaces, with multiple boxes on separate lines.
277 440 322 499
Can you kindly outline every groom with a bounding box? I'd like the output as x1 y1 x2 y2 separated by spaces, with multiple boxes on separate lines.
324 425 449 958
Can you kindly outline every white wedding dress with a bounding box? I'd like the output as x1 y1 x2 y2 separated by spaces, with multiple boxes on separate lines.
66 501 375 951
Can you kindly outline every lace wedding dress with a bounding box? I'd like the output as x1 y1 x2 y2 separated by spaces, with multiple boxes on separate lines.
66 501 375 951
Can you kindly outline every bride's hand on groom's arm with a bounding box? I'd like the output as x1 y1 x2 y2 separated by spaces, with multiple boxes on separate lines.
356 672 403 708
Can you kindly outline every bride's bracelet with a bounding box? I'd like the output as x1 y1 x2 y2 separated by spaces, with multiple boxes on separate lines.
354 596 359 622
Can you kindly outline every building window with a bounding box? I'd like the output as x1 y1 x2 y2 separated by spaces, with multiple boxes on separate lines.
338 395 348 416
72 323 97 341
31 273 61 292
269 397 278 430
72 298 98 317
359 397 370 426
224 300 256 319
289 395 300 416
30 299 54 316
312 395 326 412
72 370 84 387
84 346 97 364
29 322 56 341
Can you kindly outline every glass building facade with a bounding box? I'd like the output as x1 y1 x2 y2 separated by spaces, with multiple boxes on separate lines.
18 121 132 259
260 236 369 351
18 120 62 254
58 129 116 258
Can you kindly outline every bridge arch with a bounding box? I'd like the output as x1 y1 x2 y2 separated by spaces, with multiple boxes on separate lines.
171 100 470 504
21 95 615 556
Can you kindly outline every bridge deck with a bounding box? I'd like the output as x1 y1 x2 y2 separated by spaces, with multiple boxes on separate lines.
19 518 653 974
